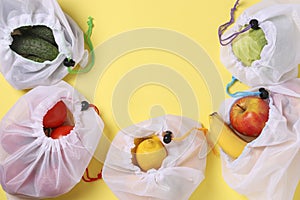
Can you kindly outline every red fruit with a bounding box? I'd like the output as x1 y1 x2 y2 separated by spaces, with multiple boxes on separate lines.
229 96 269 137
43 101 67 128
51 125 74 139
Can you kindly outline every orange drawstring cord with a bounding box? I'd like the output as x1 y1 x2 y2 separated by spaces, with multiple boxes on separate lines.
169 127 219 156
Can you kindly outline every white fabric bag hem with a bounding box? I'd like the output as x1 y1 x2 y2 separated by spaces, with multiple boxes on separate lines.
0 81 104 199
103 115 207 200
219 79 300 200
220 2 300 87
0 0 88 89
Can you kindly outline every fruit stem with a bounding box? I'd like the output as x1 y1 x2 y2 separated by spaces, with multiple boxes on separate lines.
236 104 246 112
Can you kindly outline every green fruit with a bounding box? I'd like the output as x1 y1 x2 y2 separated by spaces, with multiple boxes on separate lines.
232 28 268 67
16 26 31 34
10 35 59 61
25 55 47 63
20 25 57 46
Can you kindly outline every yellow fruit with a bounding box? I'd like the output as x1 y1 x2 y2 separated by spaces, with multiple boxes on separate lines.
209 112 248 159
135 136 167 171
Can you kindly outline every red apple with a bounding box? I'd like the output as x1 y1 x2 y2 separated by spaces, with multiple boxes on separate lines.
229 96 269 137
43 101 67 128
51 125 74 139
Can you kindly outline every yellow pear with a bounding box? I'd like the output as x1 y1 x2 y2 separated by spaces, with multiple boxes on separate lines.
135 136 167 171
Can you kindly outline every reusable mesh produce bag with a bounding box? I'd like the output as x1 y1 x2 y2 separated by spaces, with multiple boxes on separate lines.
0 0 91 90
0 81 104 199
102 115 207 200
219 0 300 87
218 79 300 200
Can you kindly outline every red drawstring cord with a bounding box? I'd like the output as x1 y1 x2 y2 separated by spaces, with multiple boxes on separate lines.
82 103 102 182
89 104 100 115
82 168 102 182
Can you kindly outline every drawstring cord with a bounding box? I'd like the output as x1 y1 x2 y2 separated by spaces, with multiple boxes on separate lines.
81 101 100 115
218 0 260 46
89 104 100 115
226 76 269 99
163 127 219 156
226 76 260 98
81 102 102 182
171 127 208 142
82 168 102 182
68 16 95 74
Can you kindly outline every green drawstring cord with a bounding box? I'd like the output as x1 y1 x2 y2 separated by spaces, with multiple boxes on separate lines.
68 16 95 74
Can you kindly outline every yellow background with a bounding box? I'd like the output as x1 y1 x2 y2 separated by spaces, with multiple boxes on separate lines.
1 0 300 199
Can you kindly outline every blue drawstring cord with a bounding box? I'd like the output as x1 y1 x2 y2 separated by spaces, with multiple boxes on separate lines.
226 76 261 98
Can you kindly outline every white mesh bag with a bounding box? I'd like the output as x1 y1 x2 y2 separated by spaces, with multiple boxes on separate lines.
219 78 300 200
0 81 104 199
102 115 207 200
0 0 90 90
220 0 300 87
